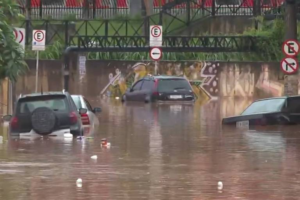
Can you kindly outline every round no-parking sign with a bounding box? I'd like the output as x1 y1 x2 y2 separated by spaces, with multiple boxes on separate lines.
282 40 300 57
281 57 298 74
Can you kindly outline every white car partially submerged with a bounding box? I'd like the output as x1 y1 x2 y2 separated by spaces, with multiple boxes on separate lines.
71 95 101 136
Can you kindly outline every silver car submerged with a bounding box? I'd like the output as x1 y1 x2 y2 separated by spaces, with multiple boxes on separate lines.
71 95 101 136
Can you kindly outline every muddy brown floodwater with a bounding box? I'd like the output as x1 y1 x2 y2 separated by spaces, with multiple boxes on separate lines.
1 99 300 200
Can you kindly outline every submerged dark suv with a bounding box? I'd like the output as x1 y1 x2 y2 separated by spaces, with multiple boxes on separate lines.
2 91 86 137
122 75 195 103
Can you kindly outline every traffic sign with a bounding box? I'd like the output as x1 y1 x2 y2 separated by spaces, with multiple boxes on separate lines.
149 25 163 47
281 57 298 74
282 40 300 57
150 47 162 61
14 28 25 50
32 30 46 51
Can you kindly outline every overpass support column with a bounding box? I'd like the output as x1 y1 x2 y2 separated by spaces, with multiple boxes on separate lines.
284 0 298 96
130 0 143 16
63 50 79 93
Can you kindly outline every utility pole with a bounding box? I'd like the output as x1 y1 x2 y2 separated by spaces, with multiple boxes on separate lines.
284 0 298 96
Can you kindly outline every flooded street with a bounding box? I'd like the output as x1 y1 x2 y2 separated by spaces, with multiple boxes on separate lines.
1 99 300 199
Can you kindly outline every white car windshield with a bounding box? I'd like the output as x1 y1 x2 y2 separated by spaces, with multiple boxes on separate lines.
241 98 286 116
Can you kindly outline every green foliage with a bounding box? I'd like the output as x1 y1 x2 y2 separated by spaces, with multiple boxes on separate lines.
25 40 64 59
0 0 27 82
86 51 255 61
241 18 285 61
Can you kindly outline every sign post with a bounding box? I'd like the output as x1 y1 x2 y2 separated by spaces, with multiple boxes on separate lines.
281 39 299 96
13 28 25 51
32 30 46 92
149 25 162 47
281 39 299 75
149 25 163 65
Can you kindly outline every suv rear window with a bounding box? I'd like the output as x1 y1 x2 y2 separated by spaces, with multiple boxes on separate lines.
17 95 68 114
158 79 191 92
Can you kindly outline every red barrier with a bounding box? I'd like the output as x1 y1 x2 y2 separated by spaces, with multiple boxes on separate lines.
153 0 284 8
24 0 285 9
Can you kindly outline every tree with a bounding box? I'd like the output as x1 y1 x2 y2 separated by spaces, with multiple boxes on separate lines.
0 0 27 82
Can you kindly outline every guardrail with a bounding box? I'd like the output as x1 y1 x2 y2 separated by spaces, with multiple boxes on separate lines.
17 0 284 19
67 35 258 52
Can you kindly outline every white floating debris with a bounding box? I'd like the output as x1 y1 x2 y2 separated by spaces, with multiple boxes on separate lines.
91 155 97 160
76 178 82 187
218 181 223 190
64 133 73 138
115 97 120 100
76 183 82 188
76 178 82 183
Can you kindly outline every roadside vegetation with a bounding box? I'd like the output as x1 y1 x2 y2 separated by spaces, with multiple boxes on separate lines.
0 0 27 81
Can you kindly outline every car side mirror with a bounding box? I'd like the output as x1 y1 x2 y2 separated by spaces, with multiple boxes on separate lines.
130 88 134 92
79 108 88 114
2 115 12 122
93 107 102 113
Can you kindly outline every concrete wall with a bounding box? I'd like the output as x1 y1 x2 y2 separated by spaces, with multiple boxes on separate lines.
14 60 64 96
11 60 288 104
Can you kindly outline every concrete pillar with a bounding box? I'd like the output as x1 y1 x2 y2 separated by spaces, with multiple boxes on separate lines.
283 0 298 96
130 0 143 16
68 53 79 94
144 0 154 15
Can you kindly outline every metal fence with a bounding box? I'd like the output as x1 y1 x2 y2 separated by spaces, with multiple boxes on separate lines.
17 0 284 19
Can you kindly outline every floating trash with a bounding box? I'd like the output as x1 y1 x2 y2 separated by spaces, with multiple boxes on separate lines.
91 155 97 160
76 178 82 187
218 181 223 190
101 138 111 148
77 136 85 140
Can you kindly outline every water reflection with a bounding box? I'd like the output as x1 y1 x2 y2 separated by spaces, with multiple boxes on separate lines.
148 115 162 200
0 99 300 199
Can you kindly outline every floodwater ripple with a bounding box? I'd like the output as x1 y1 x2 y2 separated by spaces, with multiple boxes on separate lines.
0 100 300 200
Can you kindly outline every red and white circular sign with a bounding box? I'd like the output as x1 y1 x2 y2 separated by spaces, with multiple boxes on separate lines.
280 57 298 74
151 26 162 38
282 39 300 57
14 28 24 44
34 30 45 42
150 47 162 61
